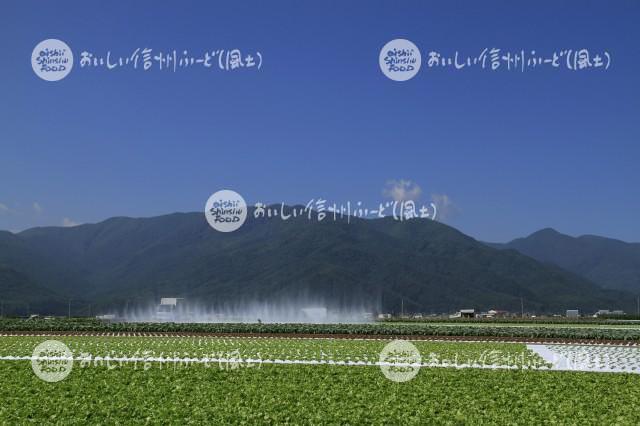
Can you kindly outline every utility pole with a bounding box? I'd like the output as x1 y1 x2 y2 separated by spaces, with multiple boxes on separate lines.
637 295 639 316
520 297 524 318
68 299 71 318
401 298 404 317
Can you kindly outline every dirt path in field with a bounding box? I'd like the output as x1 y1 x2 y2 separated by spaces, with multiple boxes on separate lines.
1 331 638 346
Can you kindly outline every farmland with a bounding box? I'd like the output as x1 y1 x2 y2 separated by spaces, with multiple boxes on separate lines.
0 336 549 368
1 334 640 424
1 320 639 423
2 361 640 424
2 318 640 342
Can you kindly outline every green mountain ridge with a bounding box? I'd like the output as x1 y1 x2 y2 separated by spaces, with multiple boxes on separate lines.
489 228 640 293
0 212 635 316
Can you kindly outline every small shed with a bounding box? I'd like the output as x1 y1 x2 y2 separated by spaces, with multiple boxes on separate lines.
566 309 579 318
460 309 475 318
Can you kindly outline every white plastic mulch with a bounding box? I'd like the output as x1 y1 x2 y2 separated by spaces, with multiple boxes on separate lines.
527 344 640 374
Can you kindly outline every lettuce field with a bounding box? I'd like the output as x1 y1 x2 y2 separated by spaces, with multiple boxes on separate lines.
1 335 640 424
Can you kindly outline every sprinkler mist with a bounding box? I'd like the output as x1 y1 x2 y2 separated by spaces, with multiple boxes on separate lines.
115 296 378 324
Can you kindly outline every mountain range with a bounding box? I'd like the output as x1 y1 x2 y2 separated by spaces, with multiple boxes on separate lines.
488 228 640 293
0 209 637 316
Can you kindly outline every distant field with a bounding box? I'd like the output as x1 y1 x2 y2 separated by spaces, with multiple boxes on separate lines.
1 335 640 424
2 318 639 341
389 321 640 329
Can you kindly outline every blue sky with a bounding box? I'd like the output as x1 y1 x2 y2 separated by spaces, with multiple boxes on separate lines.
1 0 639 242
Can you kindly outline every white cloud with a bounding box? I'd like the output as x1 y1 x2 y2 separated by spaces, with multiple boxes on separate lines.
62 217 81 227
0 203 9 214
430 193 458 222
33 202 43 214
382 179 422 202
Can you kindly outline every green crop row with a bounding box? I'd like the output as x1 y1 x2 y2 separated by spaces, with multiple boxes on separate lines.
379 317 640 325
1 318 639 340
